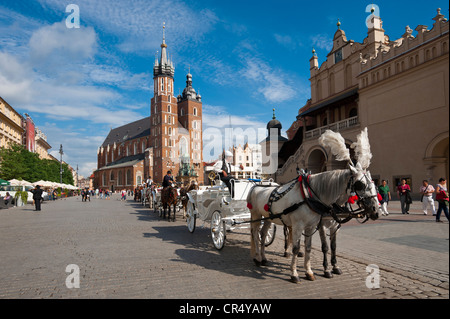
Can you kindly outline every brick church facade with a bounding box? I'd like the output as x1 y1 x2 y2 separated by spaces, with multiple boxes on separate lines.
94 27 204 191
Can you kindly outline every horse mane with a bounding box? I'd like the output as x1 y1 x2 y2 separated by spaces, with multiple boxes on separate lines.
308 169 352 205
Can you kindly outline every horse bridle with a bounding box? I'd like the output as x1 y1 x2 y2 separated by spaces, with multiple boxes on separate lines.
346 173 378 222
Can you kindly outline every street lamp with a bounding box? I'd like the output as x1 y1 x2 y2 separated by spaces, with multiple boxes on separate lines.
59 144 64 184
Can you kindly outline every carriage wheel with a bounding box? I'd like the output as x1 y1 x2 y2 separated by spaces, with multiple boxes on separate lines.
186 202 196 233
211 211 226 250
261 223 276 247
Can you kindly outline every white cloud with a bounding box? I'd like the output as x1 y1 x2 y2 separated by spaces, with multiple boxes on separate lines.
311 34 333 51
38 0 218 54
241 56 297 103
29 22 97 62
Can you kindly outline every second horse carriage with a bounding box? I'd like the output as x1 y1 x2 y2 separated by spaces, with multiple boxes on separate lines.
185 172 278 250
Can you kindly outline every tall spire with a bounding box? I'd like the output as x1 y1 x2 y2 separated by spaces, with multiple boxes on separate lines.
160 22 168 66
153 22 174 78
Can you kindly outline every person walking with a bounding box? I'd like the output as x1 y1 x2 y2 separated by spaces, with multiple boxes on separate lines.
30 185 43 211
435 178 449 223
420 180 436 215
397 179 411 214
378 180 391 216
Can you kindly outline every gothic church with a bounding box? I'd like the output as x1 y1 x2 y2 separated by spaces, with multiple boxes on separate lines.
94 26 204 190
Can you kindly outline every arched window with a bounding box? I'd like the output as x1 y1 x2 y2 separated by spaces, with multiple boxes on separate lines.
168 104 171 113
126 169 132 185
193 107 197 116
142 141 146 153
328 73 335 95
102 173 106 186
134 143 137 154
316 80 322 101
110 171 114 181
118 171 123 186
345 64 352 88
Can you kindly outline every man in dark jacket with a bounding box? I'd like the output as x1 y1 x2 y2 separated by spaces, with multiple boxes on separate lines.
162 171 174 188
31 185 43 211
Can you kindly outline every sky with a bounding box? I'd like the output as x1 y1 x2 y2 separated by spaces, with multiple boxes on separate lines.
0 0 448 177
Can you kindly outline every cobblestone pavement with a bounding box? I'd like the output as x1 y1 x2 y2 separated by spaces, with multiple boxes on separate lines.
0 195 448 299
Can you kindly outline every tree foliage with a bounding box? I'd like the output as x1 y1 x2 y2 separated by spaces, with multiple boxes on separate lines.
0 143 74 185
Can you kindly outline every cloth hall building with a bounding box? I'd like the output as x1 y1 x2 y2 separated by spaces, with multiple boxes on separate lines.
94 30 204 190
275 8 449 199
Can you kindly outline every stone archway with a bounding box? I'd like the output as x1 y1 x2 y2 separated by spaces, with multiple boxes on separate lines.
424 132 449 184
307 148 327 173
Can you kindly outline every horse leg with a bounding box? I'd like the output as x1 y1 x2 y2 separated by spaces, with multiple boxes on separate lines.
172 203 176 222
319 225 332 278
259 220 271 266
303 226 316 281
250 217 262 266
330 224 342 275
289 225 303 283
283 226 291 257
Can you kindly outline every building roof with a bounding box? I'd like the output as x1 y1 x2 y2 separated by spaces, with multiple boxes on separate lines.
102 117 150 147
97 153 145 171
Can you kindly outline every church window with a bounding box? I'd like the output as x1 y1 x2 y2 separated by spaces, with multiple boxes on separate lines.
193 107 197 116
126 169 132 185
161 78 164 91
168 104 171 113
168 127 172 136
118 171 123 185
168 115 171 124
134 143 138 154
180 108 184 116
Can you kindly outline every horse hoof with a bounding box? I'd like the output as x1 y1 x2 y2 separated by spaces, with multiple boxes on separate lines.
290 276 301 284
298 252 304 257
253 259 262 267
333 268 342 275
306 273 316 281
261 259 268 266
283 252 291 258
324 271 333 279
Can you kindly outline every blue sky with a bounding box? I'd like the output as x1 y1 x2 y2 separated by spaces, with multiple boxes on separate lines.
0 0 448 177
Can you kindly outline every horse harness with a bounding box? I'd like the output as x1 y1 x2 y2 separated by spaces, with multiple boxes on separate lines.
245 173 370 229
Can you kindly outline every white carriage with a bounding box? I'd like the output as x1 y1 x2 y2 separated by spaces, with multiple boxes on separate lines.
185 178 278 250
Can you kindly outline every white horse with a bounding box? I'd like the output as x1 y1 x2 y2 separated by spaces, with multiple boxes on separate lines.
247 128 380 283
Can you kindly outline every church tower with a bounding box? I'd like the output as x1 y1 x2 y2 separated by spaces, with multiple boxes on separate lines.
177 70 204 183
150 23 178 182
149 24 204 184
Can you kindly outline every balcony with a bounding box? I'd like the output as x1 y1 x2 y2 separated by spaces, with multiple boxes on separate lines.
305 116 359 139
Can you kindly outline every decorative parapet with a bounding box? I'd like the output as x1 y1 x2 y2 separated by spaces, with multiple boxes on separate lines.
360 9 448 75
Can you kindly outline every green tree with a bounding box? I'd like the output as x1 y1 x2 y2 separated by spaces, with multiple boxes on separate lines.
0 143 74 185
